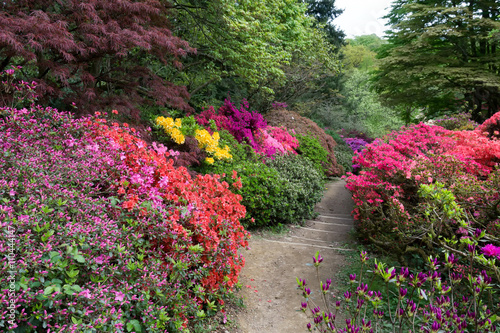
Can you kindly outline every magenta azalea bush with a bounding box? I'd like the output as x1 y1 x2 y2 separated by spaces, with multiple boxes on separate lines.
196 97 267 150
299 183 500 332
345 114 500 260
196 97 300 160
0 105 249 332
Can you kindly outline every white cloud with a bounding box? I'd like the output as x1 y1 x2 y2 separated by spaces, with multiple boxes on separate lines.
332 0 393 38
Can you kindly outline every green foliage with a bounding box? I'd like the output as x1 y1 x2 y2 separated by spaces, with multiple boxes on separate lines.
348 34 386 52
213 161 288 228
266 155 325 223
169 0 338 109
309 70 404 138
213 155 324 228
333 141 355 173
295 133 329 176
374 0 500 122
341 43 377 72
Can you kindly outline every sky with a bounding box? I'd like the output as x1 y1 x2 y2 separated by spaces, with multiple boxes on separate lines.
333 0 394 38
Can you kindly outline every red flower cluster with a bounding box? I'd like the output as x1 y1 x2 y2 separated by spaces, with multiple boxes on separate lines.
345 112 500 254
91 118 250 293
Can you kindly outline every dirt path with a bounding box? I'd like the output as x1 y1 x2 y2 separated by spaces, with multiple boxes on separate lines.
232 180 355 333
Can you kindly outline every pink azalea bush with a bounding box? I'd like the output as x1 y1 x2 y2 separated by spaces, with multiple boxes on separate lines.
345 113 500 259
196 97 300 159
196 97 267 150
254 126 299 158
299 184 500 332
0 105 249 331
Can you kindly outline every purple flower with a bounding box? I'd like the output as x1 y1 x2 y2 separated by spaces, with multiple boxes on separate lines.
431 320 441 333
313 252 323 265
481 244 500 259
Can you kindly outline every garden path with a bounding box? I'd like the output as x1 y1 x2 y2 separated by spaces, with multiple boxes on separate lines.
231 179 356 333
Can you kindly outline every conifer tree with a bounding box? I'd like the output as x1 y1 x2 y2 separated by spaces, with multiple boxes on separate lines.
374 0 500 122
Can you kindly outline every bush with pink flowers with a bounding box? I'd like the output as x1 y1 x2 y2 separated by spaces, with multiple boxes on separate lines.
298 183 500 332
196 97 267 150
253 126 299 158
0 104 249 332
196 97 299 160
345 113 500 262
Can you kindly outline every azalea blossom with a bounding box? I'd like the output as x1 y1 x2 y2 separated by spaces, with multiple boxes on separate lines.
481 244 500 259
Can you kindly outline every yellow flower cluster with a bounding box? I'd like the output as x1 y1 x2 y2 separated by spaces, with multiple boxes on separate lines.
195 129 232 161
156 116 185 145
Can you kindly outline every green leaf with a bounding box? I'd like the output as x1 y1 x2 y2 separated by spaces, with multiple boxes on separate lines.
126 319 142 332
74 255 85 263
44 286 55 295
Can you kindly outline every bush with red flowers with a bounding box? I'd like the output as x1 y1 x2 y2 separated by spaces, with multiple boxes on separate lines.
345 113 500 261
0 104 249 332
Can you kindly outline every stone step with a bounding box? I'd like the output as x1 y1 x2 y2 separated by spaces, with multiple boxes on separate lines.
291 227 352 244
316 214 353 223
316 212 353 218
260 237 354 251
303 220 353 231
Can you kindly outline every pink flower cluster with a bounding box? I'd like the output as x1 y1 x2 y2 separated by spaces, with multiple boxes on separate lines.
196 97 267 149
481 244 500 259
196 97 300 159
0 105 249 331
345 112 500 251
254 126 299 158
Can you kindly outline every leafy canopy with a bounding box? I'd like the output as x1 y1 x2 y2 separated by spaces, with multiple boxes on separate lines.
0 0 194 118
169 0 339 108
374 0 500 122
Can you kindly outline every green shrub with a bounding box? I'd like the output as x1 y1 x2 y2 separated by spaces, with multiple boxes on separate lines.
295 133 329 176
214 161 288 228
334 141 355 173
267 155 325 224
212 155 324 228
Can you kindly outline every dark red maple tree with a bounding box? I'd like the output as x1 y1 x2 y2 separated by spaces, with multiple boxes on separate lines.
0 0 195 117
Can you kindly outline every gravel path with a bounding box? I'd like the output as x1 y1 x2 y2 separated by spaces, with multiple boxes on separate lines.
233 180 355 333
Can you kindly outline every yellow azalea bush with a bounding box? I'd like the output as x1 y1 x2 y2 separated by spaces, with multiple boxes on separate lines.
195 129 232 162
155 116 232 163
156 116 185 144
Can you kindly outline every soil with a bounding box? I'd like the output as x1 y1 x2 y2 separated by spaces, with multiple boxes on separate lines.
227 179 356 333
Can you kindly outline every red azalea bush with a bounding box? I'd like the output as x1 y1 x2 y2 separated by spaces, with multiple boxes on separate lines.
345 114 500 261
92 118 249 291
0 105 249 332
